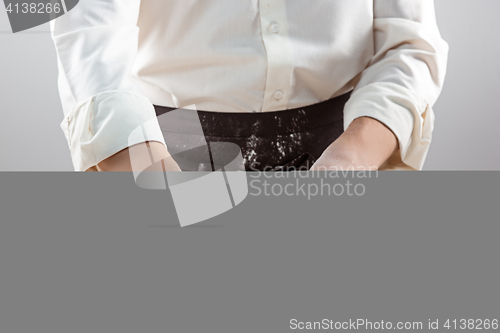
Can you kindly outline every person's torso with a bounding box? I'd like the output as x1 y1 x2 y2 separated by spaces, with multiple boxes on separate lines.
132 0 375 112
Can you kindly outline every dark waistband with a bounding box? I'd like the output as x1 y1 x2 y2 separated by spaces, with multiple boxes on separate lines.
153 91 351 138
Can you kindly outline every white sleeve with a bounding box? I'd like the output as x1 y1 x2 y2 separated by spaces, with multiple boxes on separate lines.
343 0 449 170
50 0 165 171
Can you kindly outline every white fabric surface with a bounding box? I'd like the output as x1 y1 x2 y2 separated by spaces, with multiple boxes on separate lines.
50 0 448 171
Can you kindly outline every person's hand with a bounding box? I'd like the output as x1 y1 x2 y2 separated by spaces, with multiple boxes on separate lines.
310 116 398 171
95 141 182 172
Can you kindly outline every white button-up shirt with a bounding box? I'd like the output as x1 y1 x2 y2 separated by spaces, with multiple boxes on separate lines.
50 0 449 171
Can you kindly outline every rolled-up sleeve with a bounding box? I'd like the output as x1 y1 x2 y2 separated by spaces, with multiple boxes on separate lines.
50 0 165 171
343 0 449 170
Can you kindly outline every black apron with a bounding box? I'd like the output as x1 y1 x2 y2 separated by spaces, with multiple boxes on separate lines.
154 91 351 171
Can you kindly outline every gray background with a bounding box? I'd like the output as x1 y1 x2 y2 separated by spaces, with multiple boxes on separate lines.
1 0 499 171
0 171 499 332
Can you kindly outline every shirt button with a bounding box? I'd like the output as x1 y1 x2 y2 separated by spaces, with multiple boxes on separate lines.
274 90 284 100
269 22 280 34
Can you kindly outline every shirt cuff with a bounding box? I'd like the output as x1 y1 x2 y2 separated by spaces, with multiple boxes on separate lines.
59 91 166 171
343 82 435 171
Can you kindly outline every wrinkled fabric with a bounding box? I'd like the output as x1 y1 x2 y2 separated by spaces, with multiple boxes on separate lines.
50 0 448 171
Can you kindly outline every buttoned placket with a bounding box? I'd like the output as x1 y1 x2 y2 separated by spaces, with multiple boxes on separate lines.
258 0 294 112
